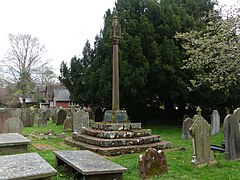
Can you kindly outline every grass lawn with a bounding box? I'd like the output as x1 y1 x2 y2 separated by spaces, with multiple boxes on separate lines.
19 121 240 180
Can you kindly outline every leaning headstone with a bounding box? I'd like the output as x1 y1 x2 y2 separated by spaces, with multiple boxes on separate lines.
3 117 23 133
56 109 67 125
73 110 89 133
223 108 240 160
63 116 73 131
211 110 220 135
0 109 12 133
182 117 194 140
38 111 47 126
139 148 168 179
189 115 215 166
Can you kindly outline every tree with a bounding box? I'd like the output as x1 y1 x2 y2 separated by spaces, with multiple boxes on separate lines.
175 7 240 91
38 66 58 85
2 33 46 108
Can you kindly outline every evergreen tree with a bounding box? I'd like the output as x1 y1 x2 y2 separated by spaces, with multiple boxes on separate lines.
59 0 218 121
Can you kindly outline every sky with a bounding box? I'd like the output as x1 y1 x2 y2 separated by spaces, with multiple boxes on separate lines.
0 0 238 75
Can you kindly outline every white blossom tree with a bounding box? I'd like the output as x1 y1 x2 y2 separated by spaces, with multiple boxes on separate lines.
175 6 240 91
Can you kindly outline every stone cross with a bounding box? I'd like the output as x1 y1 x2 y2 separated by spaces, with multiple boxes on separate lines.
110 16 121 111
223 108 240 160
189 115 215 166
211 110 220 135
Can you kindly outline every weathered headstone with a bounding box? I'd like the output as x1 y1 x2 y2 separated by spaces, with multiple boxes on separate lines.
29 106 36 125
70 105 75 118
0 108 12 133
21 109 27 127
139 148 168 179
189 115 215 166
94 107 104 122
63 116 73 131
51 108 58 123
182 117 194 140
46 108 51 121
29 108 35 126
211 110 220 135
3 117 23 133
38 111 47 126
11 108 22 119
73 110 89 133
223 108 240 160
23 109 34 127
56 109 66 125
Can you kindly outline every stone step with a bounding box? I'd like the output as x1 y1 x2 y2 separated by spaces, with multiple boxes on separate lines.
82 127 152 139
65 137 172 156
91 122 141 131
72 133 161 147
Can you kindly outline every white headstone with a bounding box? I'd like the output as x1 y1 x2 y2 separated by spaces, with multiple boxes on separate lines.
211 110 220 135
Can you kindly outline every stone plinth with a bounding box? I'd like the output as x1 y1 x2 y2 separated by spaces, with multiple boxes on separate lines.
73 133 161 147
104 110 128 123
65 122 172 156
82 127 152 139
0 133 31 155
54 150 127 180
92 122 141 131
65 137 171 156
0 152 57 179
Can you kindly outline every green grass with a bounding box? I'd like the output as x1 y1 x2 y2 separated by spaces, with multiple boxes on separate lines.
17 122 240 179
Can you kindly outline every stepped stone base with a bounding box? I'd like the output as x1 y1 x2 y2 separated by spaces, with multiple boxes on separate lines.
65 137 172 156
92 122 142 131
83 127 152 139
66 122 172 156
73 133 161 147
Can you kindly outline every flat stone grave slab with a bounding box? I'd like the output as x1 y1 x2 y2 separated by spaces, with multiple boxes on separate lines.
54 150 127 180
0 152 57 180
0 133 31 155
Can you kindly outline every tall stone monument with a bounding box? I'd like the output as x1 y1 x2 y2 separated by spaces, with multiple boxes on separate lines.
104 16 128 123
64 16 172 156
189 107 215 166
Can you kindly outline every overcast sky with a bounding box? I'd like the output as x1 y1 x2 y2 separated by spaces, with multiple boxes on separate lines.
0 0 238 75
